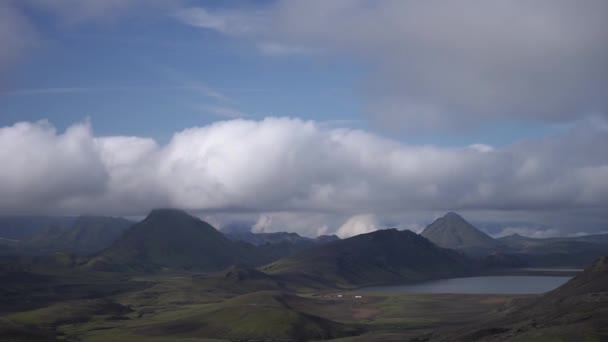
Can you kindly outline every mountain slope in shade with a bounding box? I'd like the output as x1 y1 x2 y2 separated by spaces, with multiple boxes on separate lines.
0 216 76 241
263 229 472 289
421 212 500 252
493 233 608 268
87 209 263 272
224 231 342 261
21 216 132 255
224 231 313 246
438 256 608 342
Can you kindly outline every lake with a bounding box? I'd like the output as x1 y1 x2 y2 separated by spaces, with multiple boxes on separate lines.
361 276 572 295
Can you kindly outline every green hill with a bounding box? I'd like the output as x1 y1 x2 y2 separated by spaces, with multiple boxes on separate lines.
87 209 264 272
263 228 472 289
133 291 360 341
22 216 132 255
421 212 500 253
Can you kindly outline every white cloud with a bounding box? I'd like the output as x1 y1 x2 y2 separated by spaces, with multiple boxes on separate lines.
0 121 108 214
173 7 267 36
336 214 379 238
199 105 247 118
257 42 320 56
0 2 37 74
0 117 607 235
176 1 608 130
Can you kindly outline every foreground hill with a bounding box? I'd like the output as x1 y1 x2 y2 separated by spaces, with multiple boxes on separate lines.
421 212 500 253
21 216 132 255
263 228 472 289
437 256 608 341
132 291 360 341
87 209 264 272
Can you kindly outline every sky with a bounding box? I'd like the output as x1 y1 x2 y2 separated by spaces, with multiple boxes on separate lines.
1 0 607 238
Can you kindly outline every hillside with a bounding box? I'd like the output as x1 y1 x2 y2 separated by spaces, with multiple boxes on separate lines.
21 216 132 255
263 228 472 289
421 212 500 253
133 291 360 341
438 256 608 341
87 209 264 272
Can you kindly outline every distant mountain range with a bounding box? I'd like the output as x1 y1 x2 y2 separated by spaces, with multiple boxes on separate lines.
20 216 132 255
2 209 607 276
421 212 608 268
223 230 339 246
0 216 76 241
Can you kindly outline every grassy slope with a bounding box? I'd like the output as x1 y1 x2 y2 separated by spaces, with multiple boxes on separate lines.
433 256 608 342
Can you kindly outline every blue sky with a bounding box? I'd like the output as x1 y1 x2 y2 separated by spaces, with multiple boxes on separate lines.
1 4 364 142
0 1 606 237
0 0 572 146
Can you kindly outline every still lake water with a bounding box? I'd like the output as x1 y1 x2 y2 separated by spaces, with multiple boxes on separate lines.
361 276 572 295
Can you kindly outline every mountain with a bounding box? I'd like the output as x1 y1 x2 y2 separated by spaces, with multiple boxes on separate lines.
441 256 608 341
421 212 500 253
263 228 472 289
224 231 342 261
0 216 76 241
495 233 608 268
225 231 340 246
224 231 313 246
87 209 265 272
315 234 340 244
21 216 132 255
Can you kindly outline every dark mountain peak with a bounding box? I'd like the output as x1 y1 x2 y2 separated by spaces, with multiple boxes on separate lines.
421 212 497 250
264 225 471 288
360 228 422 243
314 234 340 243
146 208 193 220
444 211 464 220
358 228 406 242
87 209 265 272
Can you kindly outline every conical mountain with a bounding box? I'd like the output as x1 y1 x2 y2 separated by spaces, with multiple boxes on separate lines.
421 212 499 251
263 228 472 289
87 209 262 272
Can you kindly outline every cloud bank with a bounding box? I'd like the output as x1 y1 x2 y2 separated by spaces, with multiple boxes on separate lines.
1 117 607 235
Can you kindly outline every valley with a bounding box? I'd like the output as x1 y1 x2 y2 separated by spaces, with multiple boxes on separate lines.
0 210 606 341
